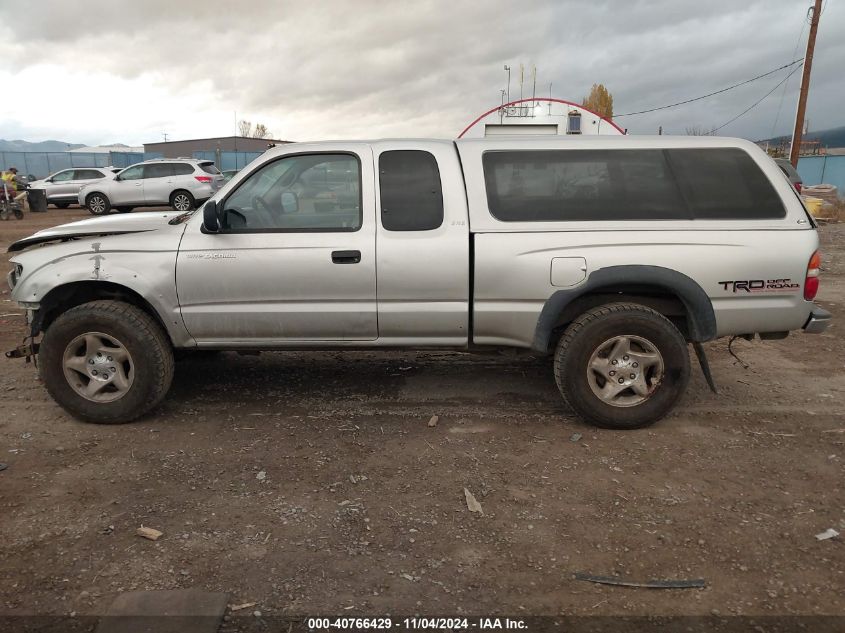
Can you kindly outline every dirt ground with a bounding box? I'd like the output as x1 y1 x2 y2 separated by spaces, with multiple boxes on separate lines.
0 206 843 621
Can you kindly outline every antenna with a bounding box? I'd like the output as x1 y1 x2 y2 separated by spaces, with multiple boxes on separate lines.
503 65 511 103
532 66 537 105
519 63 524 102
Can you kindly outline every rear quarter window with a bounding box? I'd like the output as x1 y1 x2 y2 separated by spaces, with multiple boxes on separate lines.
200 162 221 175
379 150 444 231
173 163 194 176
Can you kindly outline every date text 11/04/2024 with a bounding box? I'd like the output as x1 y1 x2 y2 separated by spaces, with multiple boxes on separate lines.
306 617 527 630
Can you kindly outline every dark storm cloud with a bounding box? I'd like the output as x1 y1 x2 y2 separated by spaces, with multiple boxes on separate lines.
1 0 842 140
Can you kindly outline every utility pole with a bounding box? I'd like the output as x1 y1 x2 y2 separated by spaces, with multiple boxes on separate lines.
790 0 822 168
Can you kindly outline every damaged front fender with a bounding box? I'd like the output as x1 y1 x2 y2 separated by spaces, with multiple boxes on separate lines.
9 231 194 348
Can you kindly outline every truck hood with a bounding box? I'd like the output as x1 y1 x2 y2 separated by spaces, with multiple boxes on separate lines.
7 211 181 252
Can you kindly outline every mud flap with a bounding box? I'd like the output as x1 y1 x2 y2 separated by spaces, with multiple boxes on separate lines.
692 341 717 394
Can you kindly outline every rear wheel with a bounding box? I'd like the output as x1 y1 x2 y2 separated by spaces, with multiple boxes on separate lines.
170 190 194 212
554 303 690 430
39 301 174 424
86 192 111 215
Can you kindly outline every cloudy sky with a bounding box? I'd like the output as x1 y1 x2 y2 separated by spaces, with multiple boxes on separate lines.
0 0 842 145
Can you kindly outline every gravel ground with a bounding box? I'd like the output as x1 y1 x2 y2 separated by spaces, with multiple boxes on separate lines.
0 207 843 620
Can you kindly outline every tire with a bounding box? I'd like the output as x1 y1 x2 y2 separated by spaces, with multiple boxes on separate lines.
13 208 23 220
116 207 134 213
38 300 174 424
55 203 70 209
554 303 690 430
170 190 194 212
86 192 111 215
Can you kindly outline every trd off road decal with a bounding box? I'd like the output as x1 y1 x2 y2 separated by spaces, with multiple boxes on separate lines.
718 279 800 293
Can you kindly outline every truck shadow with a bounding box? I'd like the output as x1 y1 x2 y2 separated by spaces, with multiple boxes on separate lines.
167 350 561 415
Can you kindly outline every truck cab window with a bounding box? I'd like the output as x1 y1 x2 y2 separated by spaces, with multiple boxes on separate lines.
221 154 361 231
379 150 444 231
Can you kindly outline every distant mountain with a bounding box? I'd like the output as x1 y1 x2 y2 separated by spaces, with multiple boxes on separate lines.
0 139 85 152
760 125 845 149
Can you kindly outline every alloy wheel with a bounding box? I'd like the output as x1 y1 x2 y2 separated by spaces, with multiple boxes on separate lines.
586 334 664 407
62 332 134 402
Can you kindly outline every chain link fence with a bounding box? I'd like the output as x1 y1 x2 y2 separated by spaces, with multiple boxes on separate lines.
0 152 163 180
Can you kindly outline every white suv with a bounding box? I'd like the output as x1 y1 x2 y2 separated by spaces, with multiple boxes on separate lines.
78 158 224 215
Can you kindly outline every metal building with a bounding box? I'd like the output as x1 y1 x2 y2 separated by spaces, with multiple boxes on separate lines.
143 136 292 158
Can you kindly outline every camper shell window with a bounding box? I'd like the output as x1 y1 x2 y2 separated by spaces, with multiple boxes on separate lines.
482 148 785 222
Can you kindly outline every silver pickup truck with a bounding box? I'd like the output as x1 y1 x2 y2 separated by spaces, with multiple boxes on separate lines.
6 136 830 429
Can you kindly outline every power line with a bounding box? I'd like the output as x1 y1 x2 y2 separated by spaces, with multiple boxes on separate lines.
614 58 804 117
708 63 804 135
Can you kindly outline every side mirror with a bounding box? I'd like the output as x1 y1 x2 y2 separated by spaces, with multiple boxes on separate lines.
203 199 222 232
281 191 299 214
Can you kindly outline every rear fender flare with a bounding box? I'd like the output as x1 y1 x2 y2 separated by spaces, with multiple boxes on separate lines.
532 265 717 352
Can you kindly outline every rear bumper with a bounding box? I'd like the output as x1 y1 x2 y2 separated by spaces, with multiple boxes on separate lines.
803 307 832 334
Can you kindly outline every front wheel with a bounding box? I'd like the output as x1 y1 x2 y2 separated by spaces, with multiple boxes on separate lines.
554 303 690 430
86 192 111 215
39 301 175 424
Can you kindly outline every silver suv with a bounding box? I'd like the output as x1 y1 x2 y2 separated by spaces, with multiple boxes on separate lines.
77 158 224 215
29 167 117 209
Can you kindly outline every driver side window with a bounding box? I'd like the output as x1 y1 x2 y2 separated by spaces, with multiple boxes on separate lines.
119 165 144 181
222 153 361 232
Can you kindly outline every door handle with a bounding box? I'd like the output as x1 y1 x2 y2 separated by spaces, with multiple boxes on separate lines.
332 250 361 264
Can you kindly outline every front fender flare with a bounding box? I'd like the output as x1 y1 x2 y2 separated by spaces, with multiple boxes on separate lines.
532 265 717 352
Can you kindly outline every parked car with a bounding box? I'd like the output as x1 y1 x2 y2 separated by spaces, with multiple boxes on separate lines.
77 158 224 215
774 157 802 193
7 136 829 429
28 167 116 209
221 169 240 183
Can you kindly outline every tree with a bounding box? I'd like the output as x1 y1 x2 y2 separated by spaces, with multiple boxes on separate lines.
237 120 252 137
252 123 270 139
582 84 613 118
685 125 716 136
